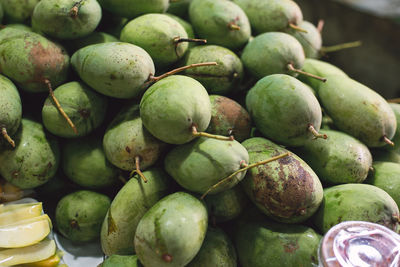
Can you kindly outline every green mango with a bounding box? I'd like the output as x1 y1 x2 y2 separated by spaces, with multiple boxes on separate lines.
189 0 251 50
66 31 119 53
286 20 321 59
313 183 400 234
101 168 170 255
298 58 347 91
232 0 303 35
134 192 208 267
205 185 248 223
71 42 155 99
371 148 400 163
0 74 22 146
32 0 102 40
241 32 305 80
366 161 400 207
242 137 323 223
101 255 141 267
56 190 111 242
62 136 118 189
121 14 189 68
187 227 237 267
103 104 166 172
42 81 108 138
246 74 323 147
165 137 249 194
298 129 373 184
140 75 211 144
97 0 169 19
235 215 322 267
167 0 192 18
386 103 400 152
0 118 60 189
181 45 244 95
207 95 251 142
165 13 195 40
0 32 70 93
318 75 396 147
1 0 39 23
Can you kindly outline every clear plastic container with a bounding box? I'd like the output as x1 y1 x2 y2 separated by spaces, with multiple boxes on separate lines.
319 221 400 267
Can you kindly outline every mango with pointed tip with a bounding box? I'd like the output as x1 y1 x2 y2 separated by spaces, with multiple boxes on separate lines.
0 32 69 93
286 20 321 59
246 74 322 147
121 14 189 68
181 46 244 95
0 118 60 189
42 81 108 138
134 192 208 267
318 75 396 147
242 137 323 223
103 104 166 171
101 168 170 256
71 42 155 99
165 137 249 195
140 75 211 144
189 0 251 50
232 0 303 34
32 0 102 40
241 32 305 79
298 129 373 184
313 184 400 234
56 190 111 242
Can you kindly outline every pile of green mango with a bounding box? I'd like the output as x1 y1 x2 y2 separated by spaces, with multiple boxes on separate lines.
0 0 399 266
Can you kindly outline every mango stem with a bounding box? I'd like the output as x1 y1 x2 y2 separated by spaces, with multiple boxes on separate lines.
287 63 327 82
228 22 241 31
317 19 325 33
45 79 78 134
308 124 328 140
321 41 362 53
192 125 234 141
383 136 395 147
148 62 218 84
173 37 207 44
289 23 308 33
130 156 148 183
200 152 290 199
1 127 15 148
70 0 84 18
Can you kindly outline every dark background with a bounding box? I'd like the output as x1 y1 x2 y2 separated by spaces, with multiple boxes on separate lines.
297 0 400 99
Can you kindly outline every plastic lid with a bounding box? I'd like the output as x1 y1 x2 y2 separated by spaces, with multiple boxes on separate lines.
319 221 400 267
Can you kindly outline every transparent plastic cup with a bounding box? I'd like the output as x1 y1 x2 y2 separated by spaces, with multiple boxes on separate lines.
319 221 400 267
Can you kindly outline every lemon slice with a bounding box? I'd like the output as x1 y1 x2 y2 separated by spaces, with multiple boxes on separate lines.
0 214 51 248
0 239 56 266
0 203 43 226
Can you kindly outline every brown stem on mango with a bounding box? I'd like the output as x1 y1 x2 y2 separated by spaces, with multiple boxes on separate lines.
45 79 78 134
201 152 290 199
70 219 79 229
308 124 328 140
287 63 327 82
1 127 15 148
129 156 148 183
228 23 241 31
289 23 308 33
383 136 395 147
321 41 362 53
147 62 218 85
69 0 84 18
173 37 207 44
317 19 325 33
192 125 234 141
